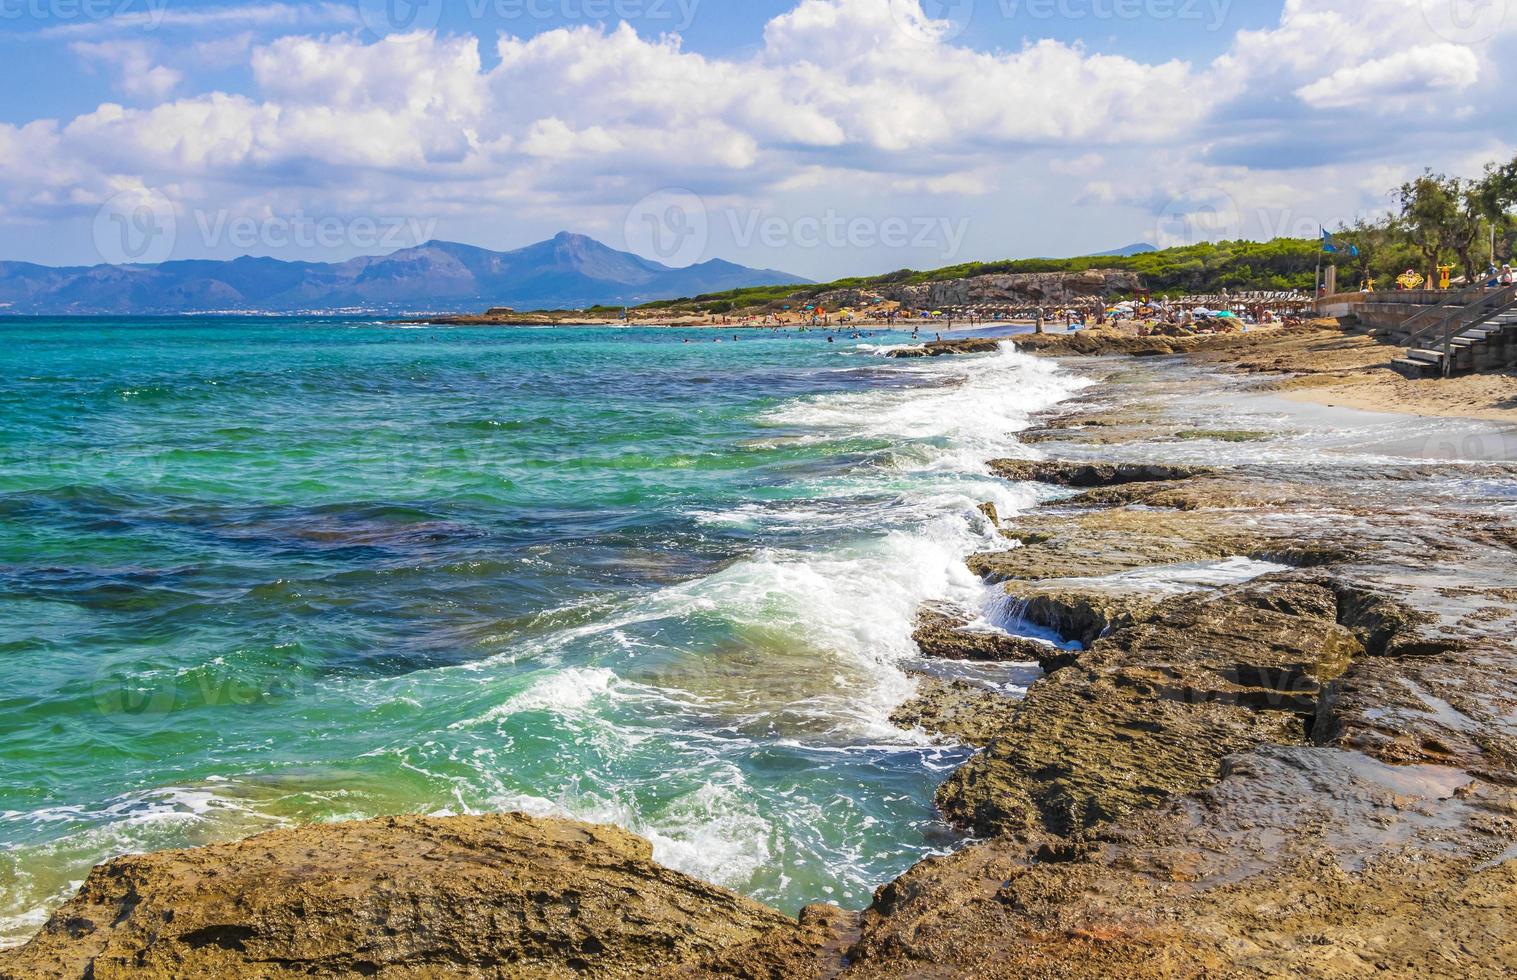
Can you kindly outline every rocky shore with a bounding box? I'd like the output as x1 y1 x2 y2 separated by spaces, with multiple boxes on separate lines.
884 337 1002 358
6 324 1516 978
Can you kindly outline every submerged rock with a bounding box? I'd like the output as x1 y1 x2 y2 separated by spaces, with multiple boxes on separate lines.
0 813 821 980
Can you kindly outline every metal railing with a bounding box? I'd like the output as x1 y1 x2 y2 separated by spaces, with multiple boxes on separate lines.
1398 287 1481 348
1429 284 1517 377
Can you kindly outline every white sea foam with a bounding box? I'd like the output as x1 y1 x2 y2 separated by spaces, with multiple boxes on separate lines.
487 773 773 890
477 667 619 720
762 343 1086 452
2 339 1092 943
672 343 1091 731
406 342 1090 897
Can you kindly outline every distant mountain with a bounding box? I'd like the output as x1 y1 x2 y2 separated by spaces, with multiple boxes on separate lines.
1087 242 1159 257
0 233 809 315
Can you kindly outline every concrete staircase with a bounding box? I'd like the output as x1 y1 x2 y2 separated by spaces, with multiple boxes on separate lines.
1369 286 1517 379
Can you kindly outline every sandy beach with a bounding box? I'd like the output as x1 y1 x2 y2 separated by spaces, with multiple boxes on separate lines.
1020 318 1517 424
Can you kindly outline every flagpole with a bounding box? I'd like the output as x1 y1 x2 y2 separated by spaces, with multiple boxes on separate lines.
1316 228 1324 301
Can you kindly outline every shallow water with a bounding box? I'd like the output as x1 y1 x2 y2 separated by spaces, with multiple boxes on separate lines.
0 318 1085 942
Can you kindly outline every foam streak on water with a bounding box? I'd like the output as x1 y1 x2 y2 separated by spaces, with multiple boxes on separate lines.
0 322 1085 941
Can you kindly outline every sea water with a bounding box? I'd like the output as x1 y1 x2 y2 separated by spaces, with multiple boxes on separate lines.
0 318 1087 943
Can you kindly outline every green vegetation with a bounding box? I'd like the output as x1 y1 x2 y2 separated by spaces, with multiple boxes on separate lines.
639 239 1326 314
638 152 1517 314
1337 154 1517 289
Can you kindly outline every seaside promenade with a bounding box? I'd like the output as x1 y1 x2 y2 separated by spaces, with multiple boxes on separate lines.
1317 286 1517 378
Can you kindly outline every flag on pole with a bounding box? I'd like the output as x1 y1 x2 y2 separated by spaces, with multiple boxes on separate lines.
1320 228 1337 253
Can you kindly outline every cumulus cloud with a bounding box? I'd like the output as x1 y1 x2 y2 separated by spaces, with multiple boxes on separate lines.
2 0 1516 271
70 39 183 99
1295 44 1480 109
8 4 1212 223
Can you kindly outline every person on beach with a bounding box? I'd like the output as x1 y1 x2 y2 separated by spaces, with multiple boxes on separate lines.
1502 264 1515 286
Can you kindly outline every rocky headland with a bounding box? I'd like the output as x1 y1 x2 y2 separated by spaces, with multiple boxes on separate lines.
813 270 1141 314
6 323 1516 978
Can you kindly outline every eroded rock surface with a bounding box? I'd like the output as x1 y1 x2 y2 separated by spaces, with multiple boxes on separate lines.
885 337 1001 358
935 580 1361 838
911 602 1059 666
889 676 1021 747
846 746 1517 978
987 458 1214 488
0 813 824 980
1001 584 1159 648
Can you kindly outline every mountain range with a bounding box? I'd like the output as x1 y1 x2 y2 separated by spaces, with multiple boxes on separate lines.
0 233 809 315
1088 242 1158 257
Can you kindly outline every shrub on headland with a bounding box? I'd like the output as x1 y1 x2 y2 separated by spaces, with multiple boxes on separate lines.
651 153 1517 314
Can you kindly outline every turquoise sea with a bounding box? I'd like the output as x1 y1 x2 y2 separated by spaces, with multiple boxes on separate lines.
0 318 1083 943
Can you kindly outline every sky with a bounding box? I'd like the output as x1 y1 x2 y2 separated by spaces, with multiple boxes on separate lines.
0 0 1513 279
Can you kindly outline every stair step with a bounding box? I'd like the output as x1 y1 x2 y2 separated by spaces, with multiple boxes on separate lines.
1451 338 1478 348
1391 358 1439 379
1408 349 1445 364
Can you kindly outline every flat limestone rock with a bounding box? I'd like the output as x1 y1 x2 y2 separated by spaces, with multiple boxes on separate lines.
0 813 815 980
1013 329 1198 357
890 676 1021 748
968 508 1261 582
1316 648 1517 778
936 667 1303 839
846 745 1517 978
1086 579 1363 713
968 506 1351 583
911 603 1063 667
987 459 1215 488
936 580 1360 839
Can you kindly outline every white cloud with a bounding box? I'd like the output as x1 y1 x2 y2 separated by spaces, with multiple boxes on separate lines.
70 40 183 99
1295 44 1480 109
37 1 357 39
2 0 1516 272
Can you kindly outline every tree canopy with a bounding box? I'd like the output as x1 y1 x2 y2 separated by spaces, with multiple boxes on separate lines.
640 153 1517 313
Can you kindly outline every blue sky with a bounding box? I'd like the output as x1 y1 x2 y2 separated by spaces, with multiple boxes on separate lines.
1 0 1512 278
